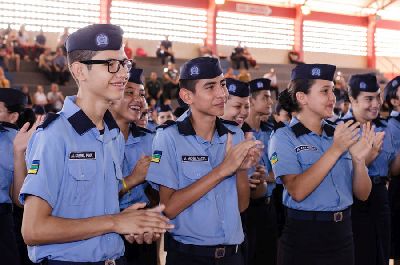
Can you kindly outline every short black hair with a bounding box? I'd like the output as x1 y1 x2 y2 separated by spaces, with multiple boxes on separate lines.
67 50 99 70
179 79 199 93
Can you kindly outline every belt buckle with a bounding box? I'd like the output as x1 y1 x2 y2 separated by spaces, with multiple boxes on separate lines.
372 177 380 184
215 247 226 259
105 260 116 265
333 211 343 222
265 197 271 205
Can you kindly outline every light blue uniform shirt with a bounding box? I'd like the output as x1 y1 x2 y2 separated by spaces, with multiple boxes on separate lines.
119 124 154 210
251 121 275 197
387 111 400 153
268 117 353 211
146 111 245 246
341 111 395 178
0 123 18 204
19 96 125 263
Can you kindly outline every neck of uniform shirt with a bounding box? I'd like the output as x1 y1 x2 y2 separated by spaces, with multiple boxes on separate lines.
115 118 130 140
245 110 261 131
351 108 369 124
190 108 217 141
75 95 107 130
296 112 323 135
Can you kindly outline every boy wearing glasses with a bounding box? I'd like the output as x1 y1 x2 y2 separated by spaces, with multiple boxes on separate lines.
19 24 173 265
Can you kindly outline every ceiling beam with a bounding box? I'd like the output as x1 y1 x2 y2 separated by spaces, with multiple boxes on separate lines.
365 0 397 9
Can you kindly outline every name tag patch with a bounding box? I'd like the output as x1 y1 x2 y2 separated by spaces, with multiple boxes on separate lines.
295 145 318 153
182 155 209 162
69 152 96 160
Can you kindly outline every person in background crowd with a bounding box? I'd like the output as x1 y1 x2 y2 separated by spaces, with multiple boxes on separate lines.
38 48 54 82
52 47 69 85
162 62 179 101
57 27 69 49
231 41 249 70
47 83 64 111
156 105 174 125
21 84 33 107
124 40 133 59
156 35 175 65
33 85 48 106
33 29 46 61
146 72 163 103
0 66 11 88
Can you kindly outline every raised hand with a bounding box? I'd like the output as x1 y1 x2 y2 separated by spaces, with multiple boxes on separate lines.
218 133 262 177
13 116 45 153
332 120 360 154
349 122 375 162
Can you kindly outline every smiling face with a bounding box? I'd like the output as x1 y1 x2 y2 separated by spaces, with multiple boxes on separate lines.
351 90 381 122
110 82 145 123
222 95 250 126
297 79 336 119
71 48 129 103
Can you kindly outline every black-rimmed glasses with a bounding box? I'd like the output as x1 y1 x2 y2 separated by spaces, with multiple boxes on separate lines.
79 59 135 73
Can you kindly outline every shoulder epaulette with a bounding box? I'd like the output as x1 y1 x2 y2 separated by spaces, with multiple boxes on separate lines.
156 120 176 130
241 122 252 133
138 126 155 134
0 122 18 130
273 121 286 131
37 113 60 129
260 121 273 132
220 119 239 127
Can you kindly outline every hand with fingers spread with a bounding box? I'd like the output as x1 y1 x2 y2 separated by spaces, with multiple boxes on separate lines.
113 203 174 236
332 120 360 154
13 116 45 153
218 133 262 177
349 122 375 162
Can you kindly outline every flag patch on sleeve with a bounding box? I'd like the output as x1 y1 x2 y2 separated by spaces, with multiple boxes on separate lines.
28 160 40 174
151 150 162 163
270 152 278 165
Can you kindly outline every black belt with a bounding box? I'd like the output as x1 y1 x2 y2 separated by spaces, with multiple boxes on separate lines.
371 176 388 185
286 207 351 222
166 237 240 259
250 196 271 206
0 203 12 214
42 257 124 265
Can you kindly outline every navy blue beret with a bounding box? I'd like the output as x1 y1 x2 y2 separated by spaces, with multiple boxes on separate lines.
179 57 222 80
249 78 271 93
0 88 27 106
291 64 336 81
226 78 249 97
128 68 144 85
349 73 379 93
65 24 123 53
157 105 173 113
384 75 400 101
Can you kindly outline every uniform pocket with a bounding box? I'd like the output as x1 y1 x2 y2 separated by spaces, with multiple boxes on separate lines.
67 161 97 205
297 151 321 169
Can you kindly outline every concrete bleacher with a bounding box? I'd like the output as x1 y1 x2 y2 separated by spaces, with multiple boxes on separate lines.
9 56 379 97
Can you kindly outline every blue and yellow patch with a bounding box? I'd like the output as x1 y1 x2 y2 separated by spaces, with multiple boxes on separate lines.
28 160 40 174
270 152 278 165
151 150 162 163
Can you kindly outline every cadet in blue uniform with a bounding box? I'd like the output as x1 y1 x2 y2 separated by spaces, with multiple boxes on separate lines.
146 57 262 265
269 64 374 265
343 73 400 265
385 76 400 264
244 78 277 265
110 67 158 265
0 88 27 265
19 24 172 265
156 105 174 125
